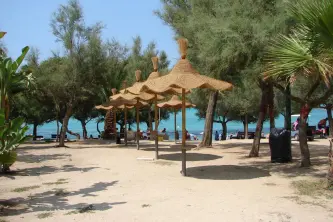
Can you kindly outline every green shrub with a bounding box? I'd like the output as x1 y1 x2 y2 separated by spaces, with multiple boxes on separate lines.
0 109 30 172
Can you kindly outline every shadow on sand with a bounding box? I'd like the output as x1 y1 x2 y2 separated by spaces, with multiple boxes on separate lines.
215 140 329 178
1 164 99 179
159 153 222 161
17 151 71 163
0 181 125 217
186 165 271 180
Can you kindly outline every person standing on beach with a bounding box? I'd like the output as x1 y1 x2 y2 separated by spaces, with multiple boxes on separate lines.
318 118 328 135
293 118 300 131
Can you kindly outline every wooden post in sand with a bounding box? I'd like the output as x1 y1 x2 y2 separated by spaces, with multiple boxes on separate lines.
136 98 140 150
174 108 177 143
124 107 128 146
181 88 186 176
154 94 159 159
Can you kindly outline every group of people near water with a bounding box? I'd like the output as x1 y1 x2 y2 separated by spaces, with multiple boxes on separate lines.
131 127 198 141
292 117 329 136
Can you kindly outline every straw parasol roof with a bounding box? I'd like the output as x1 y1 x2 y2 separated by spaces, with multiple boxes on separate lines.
95 101 148 110
138 39 233 94
111 83 164 102
95 94 148 110
157 95 195 109
120 58 190 95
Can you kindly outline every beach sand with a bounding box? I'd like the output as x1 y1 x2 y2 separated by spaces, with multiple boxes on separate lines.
1 139 332 221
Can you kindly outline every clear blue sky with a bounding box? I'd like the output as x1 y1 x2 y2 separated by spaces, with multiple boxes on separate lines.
1 0 179 66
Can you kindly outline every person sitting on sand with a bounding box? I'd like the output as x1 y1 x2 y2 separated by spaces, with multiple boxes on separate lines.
89 134 93 139
161 128 166 133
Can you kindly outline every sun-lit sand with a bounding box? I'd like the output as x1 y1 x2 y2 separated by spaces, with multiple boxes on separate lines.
1 139 333 221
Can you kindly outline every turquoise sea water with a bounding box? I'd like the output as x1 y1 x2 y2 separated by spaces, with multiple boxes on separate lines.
27 108 330 140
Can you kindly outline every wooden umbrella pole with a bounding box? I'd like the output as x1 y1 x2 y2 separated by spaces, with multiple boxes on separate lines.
181 88 186 176
113 108 117 142
124 107 128 146
136 99 140 150
174 108 177 143
148 106 152 132
154 94 159 159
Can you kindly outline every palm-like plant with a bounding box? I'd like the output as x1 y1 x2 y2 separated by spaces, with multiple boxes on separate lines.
0 109 30 172
265 0 333 168
0 32 33 172
0 32 33 121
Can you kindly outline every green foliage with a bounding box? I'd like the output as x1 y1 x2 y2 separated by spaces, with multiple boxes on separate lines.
11 48 55 131
157 0 289 129
125 36 170 84
157 0 288 82
37 212 54 219
0 33 33 118
265 0 333 103
0 32 6 39
0 109 30 155
0 150 17 166
12 185 40 193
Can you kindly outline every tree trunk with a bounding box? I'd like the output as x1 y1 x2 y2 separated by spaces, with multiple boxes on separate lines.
80 120 87 139
199 91 218 147
244 114 248 139
58 104 72 147
285 83 292 152
97 120 101 135
32 122 38 141
145 121 150 130
221 120 227 140
299 104 311 167
328 138 333 189
56 115 60 142
66 128 80 140
326 104 333 137
249 80 268 157
284 84 292 129
268 81 275 129
103 109 114 139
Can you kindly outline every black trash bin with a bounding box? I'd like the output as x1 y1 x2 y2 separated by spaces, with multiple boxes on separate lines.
269 128 292 163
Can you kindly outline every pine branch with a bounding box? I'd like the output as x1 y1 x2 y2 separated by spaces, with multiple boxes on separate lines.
273 82 305 104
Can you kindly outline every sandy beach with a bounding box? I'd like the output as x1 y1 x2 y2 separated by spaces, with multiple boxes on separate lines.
1 139 333 222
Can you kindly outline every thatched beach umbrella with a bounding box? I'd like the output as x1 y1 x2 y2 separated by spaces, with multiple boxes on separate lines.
95 95 148 146
120 59 186 159
112 78 164 148
157 95 195 143
138 38 233 176
111 76 164 150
